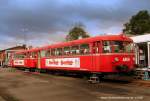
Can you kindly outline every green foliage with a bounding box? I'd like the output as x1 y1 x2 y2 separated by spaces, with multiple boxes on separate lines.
66 26 90 41
123 10 150 35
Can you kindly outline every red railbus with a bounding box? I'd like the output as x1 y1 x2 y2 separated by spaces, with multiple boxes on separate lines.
11 48 39 68
11 34 135 81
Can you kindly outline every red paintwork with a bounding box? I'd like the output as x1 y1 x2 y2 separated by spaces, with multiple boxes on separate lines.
11 34 135 73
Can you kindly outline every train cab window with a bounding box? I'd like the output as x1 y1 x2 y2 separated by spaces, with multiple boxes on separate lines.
112 41 134 53
112 41 124 53
71 45 79 55
64 47 70 55
80 44 90 54
103 41 111 53
40 50 46 57
124 42 134 53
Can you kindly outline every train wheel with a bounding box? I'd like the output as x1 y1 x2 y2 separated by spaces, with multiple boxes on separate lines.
88 74 99 84
24 68 30 72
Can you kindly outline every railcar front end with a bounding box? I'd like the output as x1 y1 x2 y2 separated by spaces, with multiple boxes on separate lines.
99 40 135 73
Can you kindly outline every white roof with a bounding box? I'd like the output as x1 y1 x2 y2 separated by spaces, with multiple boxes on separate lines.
130 34 150 43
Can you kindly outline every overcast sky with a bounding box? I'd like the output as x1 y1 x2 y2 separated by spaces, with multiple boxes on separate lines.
0 0 150 49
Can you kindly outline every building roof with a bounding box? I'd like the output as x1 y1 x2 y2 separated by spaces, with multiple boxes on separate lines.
0 45 26 52
130 33 150 43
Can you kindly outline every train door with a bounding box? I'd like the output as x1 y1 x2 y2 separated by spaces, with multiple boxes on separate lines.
148 42 150 68
31 51 38 68
92 41 101 72
37 51 41 69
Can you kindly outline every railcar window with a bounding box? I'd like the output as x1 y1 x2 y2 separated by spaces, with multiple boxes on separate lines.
30 53 33 58
14 54 17 59
40 50 46 57
92 42 100 53
103 41 111 53
80 44 90 54
15 54 25 59
45 50 51 57
27 52 30 58
51 49 56 56
71 45 79 55
64 47 70 55
33 52 38 58
56 48 63 56
110 41 134 53
26 52 29 58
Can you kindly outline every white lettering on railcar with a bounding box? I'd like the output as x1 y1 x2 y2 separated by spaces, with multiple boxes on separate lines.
122 57 130 62
14 60 24 65
45 58 80 68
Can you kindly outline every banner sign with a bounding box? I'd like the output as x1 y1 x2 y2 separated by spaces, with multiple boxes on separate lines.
46 58 80 68
14 60 24 65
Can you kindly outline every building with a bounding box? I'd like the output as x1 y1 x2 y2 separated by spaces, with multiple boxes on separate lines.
130 34 150 68
0 45 26 67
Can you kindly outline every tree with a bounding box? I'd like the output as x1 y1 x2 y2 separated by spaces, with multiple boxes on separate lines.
66 25 90 41
123 10 150 35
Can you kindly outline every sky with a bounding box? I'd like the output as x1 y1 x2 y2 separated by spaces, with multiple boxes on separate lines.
0 0 150 49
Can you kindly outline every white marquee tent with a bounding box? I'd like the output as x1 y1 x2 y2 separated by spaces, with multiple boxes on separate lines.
130 34 150 68
130 34 150 43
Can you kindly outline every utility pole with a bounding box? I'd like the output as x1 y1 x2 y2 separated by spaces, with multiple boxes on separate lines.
22 28 28 47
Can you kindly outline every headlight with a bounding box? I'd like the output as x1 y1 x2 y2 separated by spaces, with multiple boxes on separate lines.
114 57 119 62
